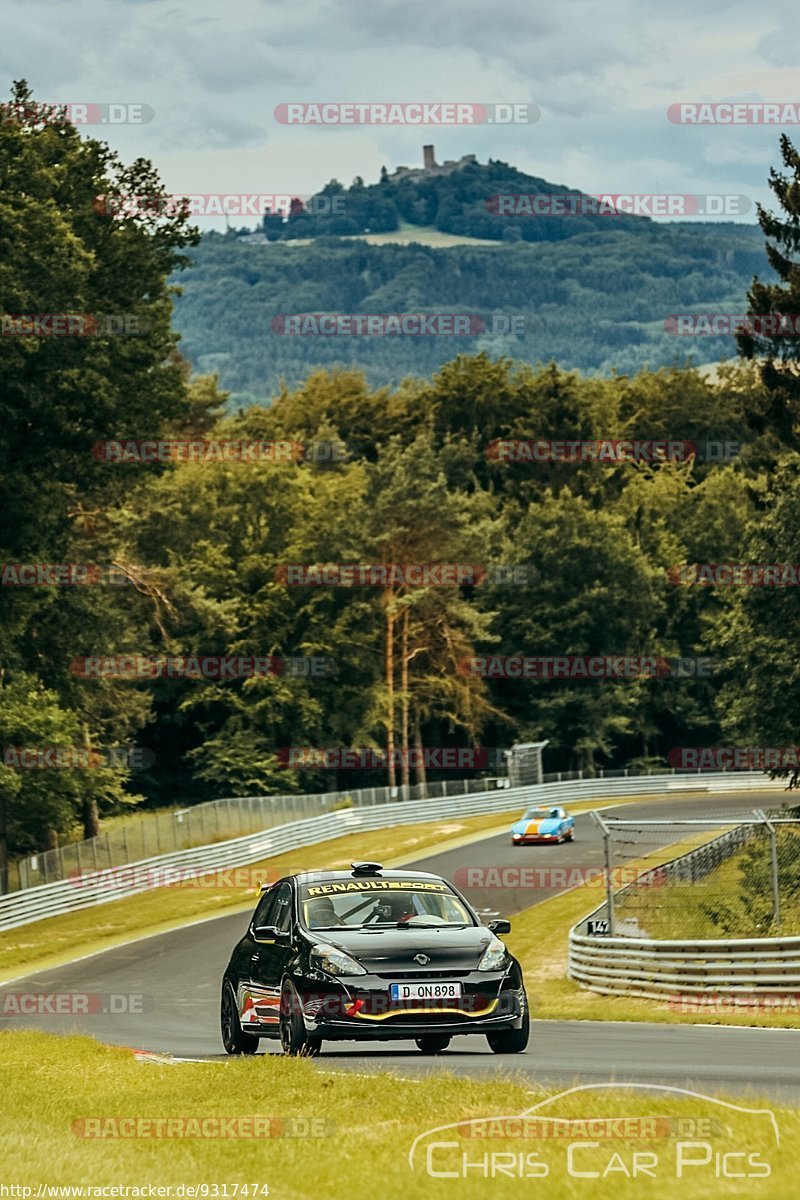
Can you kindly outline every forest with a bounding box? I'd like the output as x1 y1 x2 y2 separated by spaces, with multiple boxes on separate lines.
3 82 800 874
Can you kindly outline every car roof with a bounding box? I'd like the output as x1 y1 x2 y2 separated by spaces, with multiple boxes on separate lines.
289 868 446 885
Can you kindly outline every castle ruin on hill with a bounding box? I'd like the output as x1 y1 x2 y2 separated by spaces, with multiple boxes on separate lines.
388 145 477 182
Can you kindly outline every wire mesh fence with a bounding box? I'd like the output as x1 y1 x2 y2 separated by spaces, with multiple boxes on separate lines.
9 774 511 892
579 805 800 939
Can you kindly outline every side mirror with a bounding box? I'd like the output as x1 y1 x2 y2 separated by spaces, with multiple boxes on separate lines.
252 924 290 944
487 918 511 935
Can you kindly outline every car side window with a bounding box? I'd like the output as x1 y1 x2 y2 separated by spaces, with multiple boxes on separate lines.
253 887 280 929
273 882 293 933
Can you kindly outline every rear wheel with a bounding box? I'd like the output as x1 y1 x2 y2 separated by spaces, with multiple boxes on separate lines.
220 982 259 1055
279 982 322 1056
486 1004 529 1054
415 1035 451 1054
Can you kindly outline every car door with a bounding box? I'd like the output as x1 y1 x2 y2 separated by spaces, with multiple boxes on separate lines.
250 881 295 1024
237 885 283 1030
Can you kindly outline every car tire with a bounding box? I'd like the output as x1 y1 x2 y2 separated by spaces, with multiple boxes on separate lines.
279 982 322 1057
567 829 575 841
486 1005 530 1054
415 1035 451 1054
220 982 260 1055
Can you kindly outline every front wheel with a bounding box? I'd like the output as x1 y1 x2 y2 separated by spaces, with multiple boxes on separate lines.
486 1006 529 1055
415 1035 451 1054
220 982 259 1055
279 982 322 1056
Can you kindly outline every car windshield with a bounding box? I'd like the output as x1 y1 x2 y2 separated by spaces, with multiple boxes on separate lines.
523 807 557 819
298 880 473 929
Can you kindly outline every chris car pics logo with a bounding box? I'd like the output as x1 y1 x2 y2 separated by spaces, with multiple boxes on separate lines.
408 1083 778 1181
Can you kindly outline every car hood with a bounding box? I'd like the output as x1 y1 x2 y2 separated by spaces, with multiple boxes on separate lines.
513 817 561 834
313 925 496 973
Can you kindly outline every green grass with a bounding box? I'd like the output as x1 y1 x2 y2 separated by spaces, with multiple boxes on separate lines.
288 219 502 248
0 1031 794 1197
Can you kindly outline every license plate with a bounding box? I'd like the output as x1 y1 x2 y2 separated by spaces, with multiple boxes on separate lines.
390 981 462 1001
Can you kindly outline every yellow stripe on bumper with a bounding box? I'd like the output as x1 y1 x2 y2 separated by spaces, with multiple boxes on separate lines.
352 997 501 1021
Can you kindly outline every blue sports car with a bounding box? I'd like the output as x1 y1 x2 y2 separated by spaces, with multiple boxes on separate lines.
511 805 575 845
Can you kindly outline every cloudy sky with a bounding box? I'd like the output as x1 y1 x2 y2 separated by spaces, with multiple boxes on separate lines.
3 0 800 227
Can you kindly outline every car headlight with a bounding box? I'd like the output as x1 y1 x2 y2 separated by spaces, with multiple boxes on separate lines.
309 943 367 977
477 936 507 972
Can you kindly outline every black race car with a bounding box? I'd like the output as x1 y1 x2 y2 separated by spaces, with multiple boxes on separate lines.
220 861 529 1056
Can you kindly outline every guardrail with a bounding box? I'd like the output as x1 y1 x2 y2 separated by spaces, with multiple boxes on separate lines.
10 762 762 893
0 771 777 933
569 931 800 1002
12 774 513 892
569 812 800 1000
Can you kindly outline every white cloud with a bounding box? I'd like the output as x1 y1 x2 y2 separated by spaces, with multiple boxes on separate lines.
0 0 792 225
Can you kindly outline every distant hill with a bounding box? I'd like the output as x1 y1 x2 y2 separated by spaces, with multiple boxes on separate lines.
261 151 650 245
170 153 771 405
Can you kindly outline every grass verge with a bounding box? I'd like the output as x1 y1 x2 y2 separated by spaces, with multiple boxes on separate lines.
0 1031 794 1197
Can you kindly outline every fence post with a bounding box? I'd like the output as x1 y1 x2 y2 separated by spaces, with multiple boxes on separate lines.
591 810 615 936
755 809 780 930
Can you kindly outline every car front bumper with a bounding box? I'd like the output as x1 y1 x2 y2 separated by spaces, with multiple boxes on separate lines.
293 972 527 1041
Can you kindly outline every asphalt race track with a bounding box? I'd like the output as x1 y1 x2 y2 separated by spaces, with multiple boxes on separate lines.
4 789 799 1100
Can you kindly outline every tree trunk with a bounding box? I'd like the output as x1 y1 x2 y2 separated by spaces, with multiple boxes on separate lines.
385 594 396 788
82 724 100 839
414 717 428 798
0 802 8 895
400 605 410 789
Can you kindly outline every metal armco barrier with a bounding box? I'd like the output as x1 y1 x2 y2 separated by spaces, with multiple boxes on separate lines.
569 932 800 1001
0 771 775 933
569 808 799 1000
